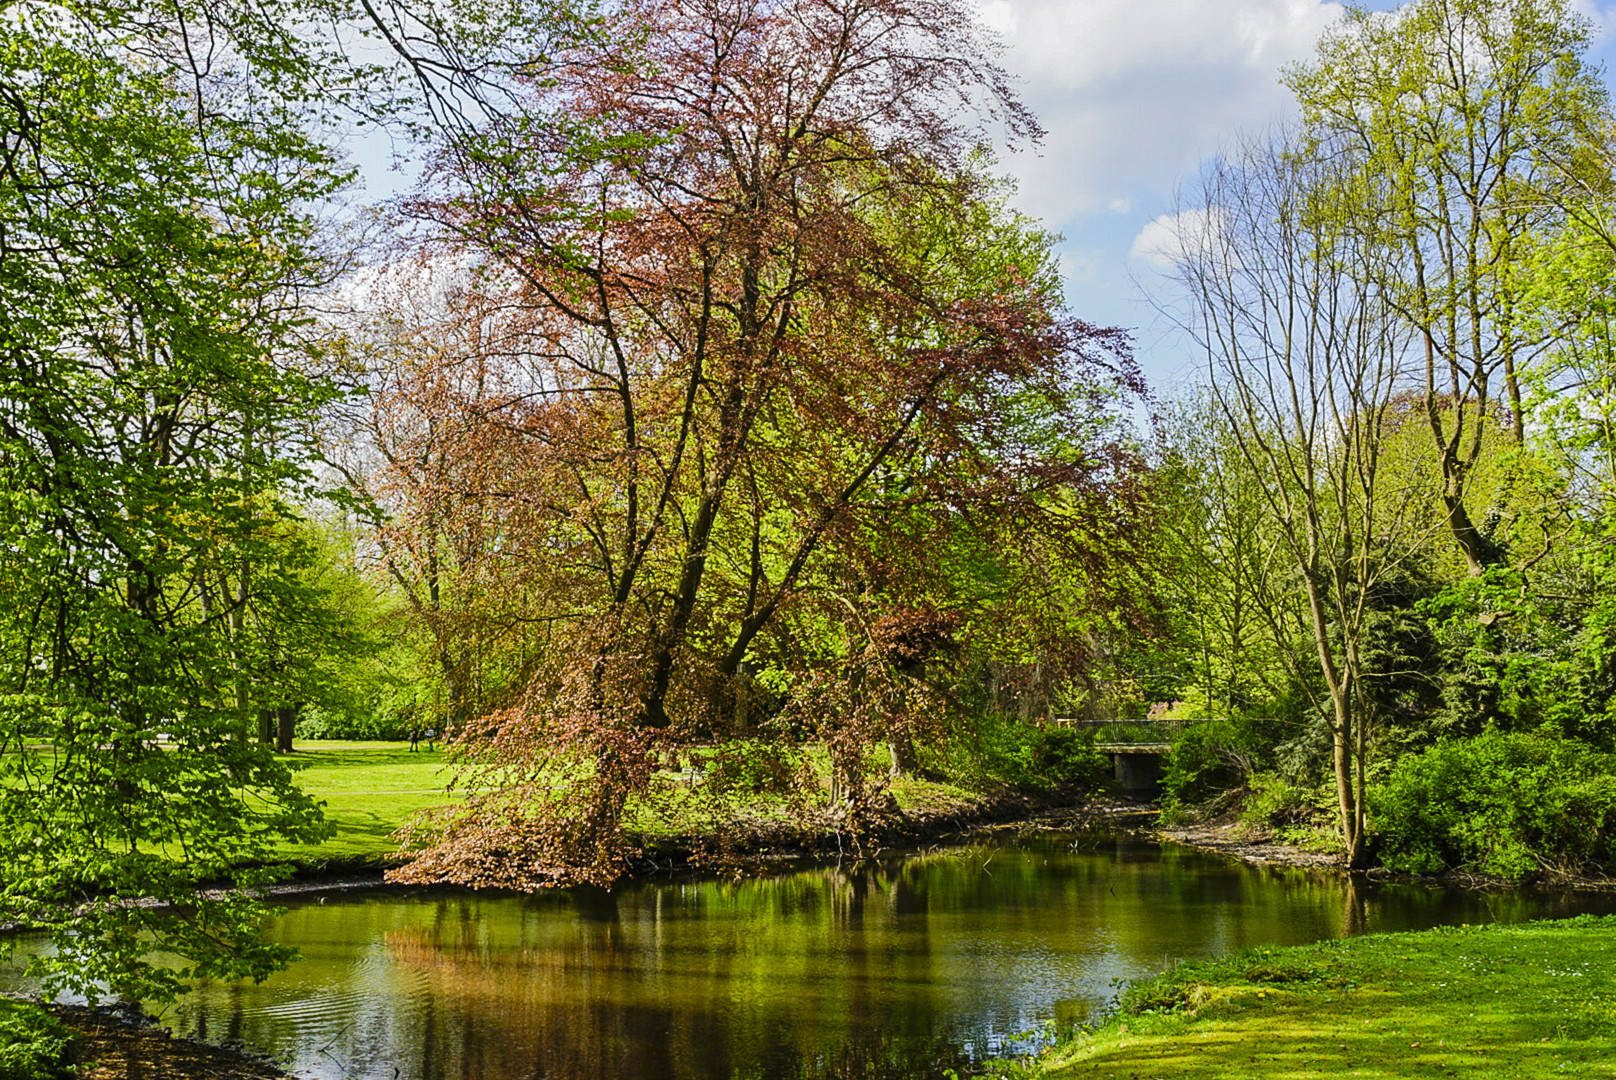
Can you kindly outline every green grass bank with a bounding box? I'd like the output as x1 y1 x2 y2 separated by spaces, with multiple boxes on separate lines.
278 741 461 860
1033 915 1616 1079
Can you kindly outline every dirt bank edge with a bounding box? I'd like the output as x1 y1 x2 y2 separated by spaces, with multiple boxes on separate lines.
1153 817 1616 891
43 1003 290 1080
1152 819 1345 869
246 785 1129 898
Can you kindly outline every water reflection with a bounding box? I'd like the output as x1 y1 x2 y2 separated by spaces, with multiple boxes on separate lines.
19 833 1616 1080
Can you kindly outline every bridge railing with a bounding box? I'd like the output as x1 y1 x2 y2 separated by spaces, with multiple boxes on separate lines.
1048 716 1228 747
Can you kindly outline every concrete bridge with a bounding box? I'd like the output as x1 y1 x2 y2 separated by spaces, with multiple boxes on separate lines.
1050 717 1217 800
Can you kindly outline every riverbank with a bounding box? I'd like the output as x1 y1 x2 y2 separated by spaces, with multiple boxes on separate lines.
0 997 291 1080
253 788 1128 897
1031 914 1616 1079
51 1004 289 1080
264 739 1121 887
1152 819 1344 870
1153 813 1616 892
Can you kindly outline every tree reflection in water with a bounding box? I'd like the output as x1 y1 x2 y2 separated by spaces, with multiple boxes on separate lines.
135 836 1616 1080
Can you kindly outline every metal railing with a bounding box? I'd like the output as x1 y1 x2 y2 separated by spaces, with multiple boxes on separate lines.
1049 716 1228 748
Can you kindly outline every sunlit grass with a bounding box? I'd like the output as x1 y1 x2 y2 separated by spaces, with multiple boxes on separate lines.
1035 915 1616 1079
279 740 461 860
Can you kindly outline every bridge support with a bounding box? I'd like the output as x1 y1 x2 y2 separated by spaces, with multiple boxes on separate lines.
1111 751 1164 801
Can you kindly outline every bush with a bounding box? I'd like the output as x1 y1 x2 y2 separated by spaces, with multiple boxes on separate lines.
930 715 1109 791
1241 772 1325 828
1237 772 1339 850
1162 719 1249 804
1031 726 1111 789
0 1000 75 1080
1371 729 1616 879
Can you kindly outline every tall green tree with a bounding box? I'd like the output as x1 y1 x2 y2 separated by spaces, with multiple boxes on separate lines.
1165 131 1436 866
1153 392 1303 718
0 1 350 1001
1286 0 1608 575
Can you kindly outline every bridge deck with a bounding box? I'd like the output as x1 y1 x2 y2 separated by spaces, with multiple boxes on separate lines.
1095 742 1171 754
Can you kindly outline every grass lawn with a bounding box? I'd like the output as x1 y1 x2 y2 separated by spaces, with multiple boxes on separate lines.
278 740 461 860
1035 915 1616 1079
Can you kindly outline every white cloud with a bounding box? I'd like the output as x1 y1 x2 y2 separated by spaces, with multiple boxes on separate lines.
969 0 1350 384
1128 207 1228 271
990 0 1343 223
996 0 1339 91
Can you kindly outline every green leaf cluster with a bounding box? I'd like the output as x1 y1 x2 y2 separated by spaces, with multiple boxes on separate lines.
0 1000 74 1080
1371 729 1616 878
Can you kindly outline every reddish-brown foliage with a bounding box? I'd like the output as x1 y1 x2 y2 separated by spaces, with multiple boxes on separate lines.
368 0 1151 889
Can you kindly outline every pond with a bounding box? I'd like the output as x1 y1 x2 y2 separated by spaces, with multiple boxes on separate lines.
17 833 1616 1080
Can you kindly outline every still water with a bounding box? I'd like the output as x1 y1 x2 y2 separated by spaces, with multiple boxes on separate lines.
40 835 1616 1079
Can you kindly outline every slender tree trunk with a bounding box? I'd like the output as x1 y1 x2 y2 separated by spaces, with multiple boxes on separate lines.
831 661 866 810
1330 693 1365 867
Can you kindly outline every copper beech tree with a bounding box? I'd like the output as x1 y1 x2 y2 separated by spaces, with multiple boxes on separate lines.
370 0 1150 889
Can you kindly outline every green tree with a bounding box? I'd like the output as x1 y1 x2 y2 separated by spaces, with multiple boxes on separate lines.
0 2 348 1001
372 0 1149 889
1286 0 1608 575
1164 131 1437 866
1153 392 1304 718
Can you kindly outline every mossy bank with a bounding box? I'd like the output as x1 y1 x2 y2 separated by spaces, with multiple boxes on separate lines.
1032 915 1616 1079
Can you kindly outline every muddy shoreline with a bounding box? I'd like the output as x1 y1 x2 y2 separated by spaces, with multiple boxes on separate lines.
1152 818 1346 869
46 1002 291 1079
1152 816 1616 891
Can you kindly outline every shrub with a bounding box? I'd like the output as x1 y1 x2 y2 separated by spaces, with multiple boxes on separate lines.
1237 772 1339 850
1370 729 1616 879
929 715 1109 792
922 711 1028 784
1032 726 1111 790
1163 719 1248 804
1241 772 1325 828
0 1000 75 1080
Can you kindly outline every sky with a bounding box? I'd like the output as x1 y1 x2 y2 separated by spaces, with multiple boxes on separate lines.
346 0 1616 401
973 0 1616 397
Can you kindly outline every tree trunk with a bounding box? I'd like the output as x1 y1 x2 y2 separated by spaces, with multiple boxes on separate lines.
275 704 298 753
830 753 863 810
1331 714 1362 865
832 660 867 809
887 729 918 778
